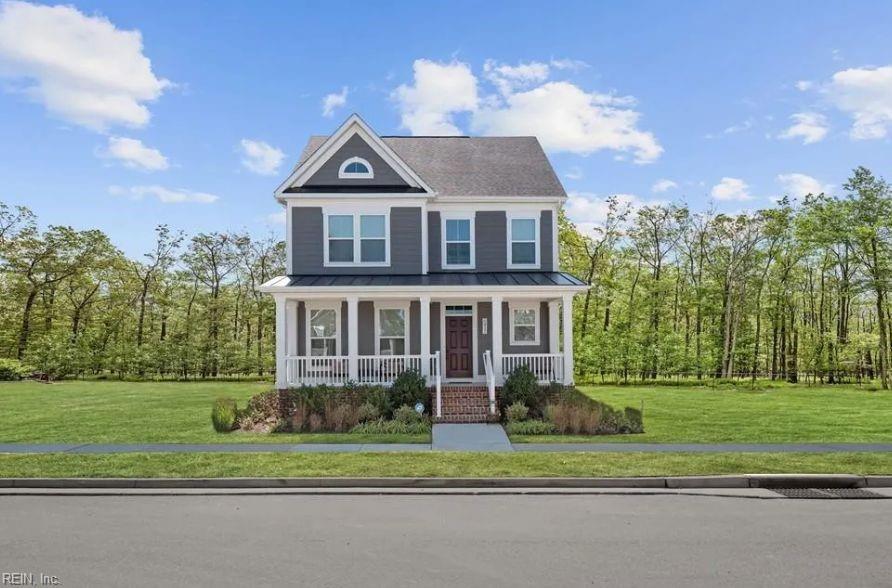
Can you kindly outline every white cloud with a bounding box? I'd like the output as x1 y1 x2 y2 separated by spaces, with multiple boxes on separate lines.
109 185 218 204
101 136 168 171
652 179 678 193
825 65 892 140
473 81 662 164
710 177 752 201
266 210 286 225
565 191 666 235
564 166 583 180
795 80 814 91
392 59 478 135
777 173 830 198
550 58 589 72
723 118 754 134
239 139 285 175
393 58 662 163
321 86 348 117
483 59 550 96
0 0 169 131
778 112 829 144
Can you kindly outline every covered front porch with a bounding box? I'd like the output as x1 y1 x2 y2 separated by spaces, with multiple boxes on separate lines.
268 291 577 391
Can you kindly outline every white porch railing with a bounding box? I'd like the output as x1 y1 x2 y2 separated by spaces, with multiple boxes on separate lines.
502 353 564 384
357 355 422 385
431 350 442 418
284 356 350 387
483 350 496 415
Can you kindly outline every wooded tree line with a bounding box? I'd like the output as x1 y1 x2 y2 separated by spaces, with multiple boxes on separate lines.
561 167 892 388
0 204 283 379
1 166 890 387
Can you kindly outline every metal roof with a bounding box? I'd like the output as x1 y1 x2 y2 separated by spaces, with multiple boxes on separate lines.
283 272 585 288
296 136 566 197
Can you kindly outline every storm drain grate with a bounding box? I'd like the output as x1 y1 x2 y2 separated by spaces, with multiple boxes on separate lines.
771 488 885 499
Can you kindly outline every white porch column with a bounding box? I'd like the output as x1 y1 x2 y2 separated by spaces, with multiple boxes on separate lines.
346 296 359 381
548 300 560 355
491 295 503 382
419 295 431 381
285 299 298 356
275 296 287 389
562 293 574 385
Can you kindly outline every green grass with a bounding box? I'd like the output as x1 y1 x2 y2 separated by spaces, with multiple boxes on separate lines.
0 452 890 478
510 384 892 444
0 381 428 444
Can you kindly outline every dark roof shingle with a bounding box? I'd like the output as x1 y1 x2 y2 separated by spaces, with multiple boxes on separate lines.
297 135 566 197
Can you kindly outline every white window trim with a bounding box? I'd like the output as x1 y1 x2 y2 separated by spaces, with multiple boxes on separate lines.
509 301 540 346
441 212 475 270
338 156 374 179
323 209 390 267
374 301 410 356
305 301 341 356
506 214 540 269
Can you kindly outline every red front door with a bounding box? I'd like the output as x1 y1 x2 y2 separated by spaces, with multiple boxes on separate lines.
445 316 473 378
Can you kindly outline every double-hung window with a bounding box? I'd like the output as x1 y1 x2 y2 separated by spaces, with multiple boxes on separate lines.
443 216 474 269
377 305 408 355
509 302 539 346
508 216 539 267
308 306 339 356
325 212 389 265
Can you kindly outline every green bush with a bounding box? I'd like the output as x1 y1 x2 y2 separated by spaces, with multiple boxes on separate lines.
391 369 428 412
356 402 380 423
504 420 557 435
0 358 31 381
393 403 424 424
624 407 644 434
501 365 539 408
211 397 238 432
505 401 529 422
350 418 431 435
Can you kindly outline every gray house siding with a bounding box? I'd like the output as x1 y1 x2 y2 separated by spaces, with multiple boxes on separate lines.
291 206 422 275
427 211 441 272
409 301 421 355
430 303 441 353
358 301 375 355
501 301 550 354
426 209 555 274
303 134 409 188
475 211 507 272
340 301 348 353
297 302 306 356
540 209 553 272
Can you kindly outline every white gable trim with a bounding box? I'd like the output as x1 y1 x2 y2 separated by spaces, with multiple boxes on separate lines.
274 114 435 200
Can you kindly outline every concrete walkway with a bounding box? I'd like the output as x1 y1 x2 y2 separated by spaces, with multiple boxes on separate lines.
432 424 513 451
1 440 891 454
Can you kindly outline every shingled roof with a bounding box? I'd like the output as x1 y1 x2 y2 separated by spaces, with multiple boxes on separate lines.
297 135 566 198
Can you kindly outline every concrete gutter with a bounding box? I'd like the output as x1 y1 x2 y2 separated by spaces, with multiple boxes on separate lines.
0 475 888 489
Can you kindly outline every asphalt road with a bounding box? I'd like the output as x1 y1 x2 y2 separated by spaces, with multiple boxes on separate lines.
0 493 889 587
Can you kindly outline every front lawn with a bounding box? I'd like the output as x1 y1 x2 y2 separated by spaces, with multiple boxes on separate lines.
0 452 890 478
0 381 429 444
510 384 892 444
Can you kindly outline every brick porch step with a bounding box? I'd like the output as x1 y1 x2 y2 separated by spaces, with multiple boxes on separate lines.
432 385 499 423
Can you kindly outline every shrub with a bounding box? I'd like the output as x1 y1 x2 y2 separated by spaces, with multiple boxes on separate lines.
546 401 602 435
350 419 431 435
0 358 31 381
393 403 424 424
624 407 644 434
504 420 557 435
211 397 238 432
325 401 360 432
505 401 529 422
391 369 428 412
501 365 539 408
356 402 381 423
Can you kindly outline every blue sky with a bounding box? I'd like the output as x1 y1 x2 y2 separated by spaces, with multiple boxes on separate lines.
1 0 891 254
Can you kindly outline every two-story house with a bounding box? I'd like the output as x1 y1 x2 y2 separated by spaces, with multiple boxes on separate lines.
260 114 585 420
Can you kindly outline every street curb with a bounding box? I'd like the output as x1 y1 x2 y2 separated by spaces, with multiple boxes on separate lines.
0 475 886 489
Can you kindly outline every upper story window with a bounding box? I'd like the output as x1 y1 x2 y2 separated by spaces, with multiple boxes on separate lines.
508 215 539 268
338 156 374 179
442 215 474 269
325 211 389 266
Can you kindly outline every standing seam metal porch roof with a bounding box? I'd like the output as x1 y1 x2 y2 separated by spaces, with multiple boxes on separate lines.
281 272 585 288
294 136 567 197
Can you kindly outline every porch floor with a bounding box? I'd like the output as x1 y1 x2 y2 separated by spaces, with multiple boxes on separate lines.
431 424 513 452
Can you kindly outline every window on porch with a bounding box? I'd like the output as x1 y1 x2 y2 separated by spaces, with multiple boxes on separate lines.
509 302 539 345
377 307 407 355
309 308 339 356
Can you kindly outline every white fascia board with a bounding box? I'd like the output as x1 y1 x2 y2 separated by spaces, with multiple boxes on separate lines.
430 195 566 205
279 195 432 206
258 282 587 296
